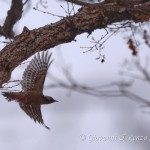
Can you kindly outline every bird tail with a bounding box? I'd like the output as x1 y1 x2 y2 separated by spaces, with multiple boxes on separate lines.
2 92 21 102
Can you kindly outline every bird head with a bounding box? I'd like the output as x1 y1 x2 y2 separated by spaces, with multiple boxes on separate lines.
44 95 58 104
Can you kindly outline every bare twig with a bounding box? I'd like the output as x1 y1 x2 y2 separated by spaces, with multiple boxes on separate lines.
33 7 64 18
1 80 21 89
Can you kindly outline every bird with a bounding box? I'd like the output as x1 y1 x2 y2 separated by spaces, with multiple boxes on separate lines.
2 51 57 129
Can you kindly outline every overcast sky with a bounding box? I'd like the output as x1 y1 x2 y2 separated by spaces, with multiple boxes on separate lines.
0 1 150 150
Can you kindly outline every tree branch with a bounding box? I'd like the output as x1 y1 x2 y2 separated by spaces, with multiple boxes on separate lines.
0 2 150 86
64 0 90 6
0 0 23 38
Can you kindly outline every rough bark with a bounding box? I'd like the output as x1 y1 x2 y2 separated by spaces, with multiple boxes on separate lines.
0 0 23 38
0 2 150 86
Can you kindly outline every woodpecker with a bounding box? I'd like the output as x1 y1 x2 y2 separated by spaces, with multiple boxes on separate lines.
2 51 57 129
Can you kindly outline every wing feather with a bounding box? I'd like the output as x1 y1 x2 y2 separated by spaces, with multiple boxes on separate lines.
19 103 50 129
22 51 53 93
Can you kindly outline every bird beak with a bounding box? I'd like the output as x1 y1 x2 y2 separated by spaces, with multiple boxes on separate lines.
54 100 59 102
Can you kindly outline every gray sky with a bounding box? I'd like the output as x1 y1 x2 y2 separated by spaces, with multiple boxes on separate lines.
0 1 150 150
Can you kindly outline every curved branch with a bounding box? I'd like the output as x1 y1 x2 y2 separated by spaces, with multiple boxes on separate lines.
0 0 23 38
0 2 150 86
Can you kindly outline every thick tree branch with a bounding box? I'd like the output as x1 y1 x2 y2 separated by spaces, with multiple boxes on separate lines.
0 2 150 86
0 0 23 38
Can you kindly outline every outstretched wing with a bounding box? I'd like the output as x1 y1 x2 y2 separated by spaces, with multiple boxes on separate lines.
19 103 50 129
22 51 53 93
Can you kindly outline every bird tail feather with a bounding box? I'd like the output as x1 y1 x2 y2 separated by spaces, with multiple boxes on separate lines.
2 92 20 102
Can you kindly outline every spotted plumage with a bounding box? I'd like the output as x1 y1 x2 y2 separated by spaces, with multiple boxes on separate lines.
2 51 57 129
